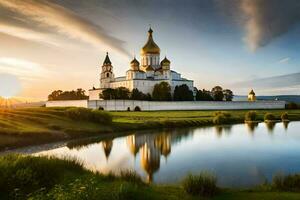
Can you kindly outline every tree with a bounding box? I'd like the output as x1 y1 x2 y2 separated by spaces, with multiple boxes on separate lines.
100 87 130 100
173 84 194 101
131 88 151 100
196 89 213 101
152 82 172 101
223 89 234 101
115 87 130 99
48 89 88 101
100 88 116 100
211 86 224 101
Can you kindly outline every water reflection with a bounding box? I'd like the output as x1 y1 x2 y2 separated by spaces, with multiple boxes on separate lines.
283 121 289 130
102 140 113 160
265 122 276 133
36 122 300 187
127 131 174 182
214 125 232 137
245 122 259 134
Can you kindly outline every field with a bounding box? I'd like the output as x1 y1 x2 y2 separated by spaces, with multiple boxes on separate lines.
0 107 300 150
1 154 300 200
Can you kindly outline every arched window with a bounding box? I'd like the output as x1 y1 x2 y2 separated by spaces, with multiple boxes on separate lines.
106 73 109 78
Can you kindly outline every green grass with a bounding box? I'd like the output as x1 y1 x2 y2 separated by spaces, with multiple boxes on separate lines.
1 107 300 150
1 154 300 200
182 172 218 197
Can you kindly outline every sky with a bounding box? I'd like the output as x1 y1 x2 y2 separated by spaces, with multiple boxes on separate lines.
0 0 300 100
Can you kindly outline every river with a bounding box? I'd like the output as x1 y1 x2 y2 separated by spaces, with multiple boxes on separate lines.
30 121 300 187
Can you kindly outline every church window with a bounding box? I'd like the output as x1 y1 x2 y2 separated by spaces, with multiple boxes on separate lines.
106 73 109 78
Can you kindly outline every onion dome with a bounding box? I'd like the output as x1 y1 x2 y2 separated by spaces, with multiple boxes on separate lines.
130 57 140 65
103 52 111 65
141 28 160 55
249 89 255 95
160 56 170 65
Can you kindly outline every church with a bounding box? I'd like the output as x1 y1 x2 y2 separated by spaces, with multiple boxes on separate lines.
89 28 194 100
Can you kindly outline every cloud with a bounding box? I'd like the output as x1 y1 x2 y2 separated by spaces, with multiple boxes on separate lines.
240 0 300 51
231 72 300 95
0 22 62 47
0 57 52 81
0 0 130 57
278 57 290 64
216 0 300 51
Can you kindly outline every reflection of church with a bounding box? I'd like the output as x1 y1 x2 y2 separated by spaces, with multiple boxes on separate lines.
102 139 113 160
126 132 171 182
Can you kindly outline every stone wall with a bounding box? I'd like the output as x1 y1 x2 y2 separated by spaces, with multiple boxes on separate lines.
46 100 88 108
88 100 286 111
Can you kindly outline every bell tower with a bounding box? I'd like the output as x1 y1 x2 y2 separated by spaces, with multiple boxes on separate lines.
100 52 115 88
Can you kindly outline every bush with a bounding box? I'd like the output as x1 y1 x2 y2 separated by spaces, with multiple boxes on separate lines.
272 173 300 191
264 113 276 121
214 111 231 118
245 111 257 121
281 112 289 121
0 154 84 197
182 172 217 197
91 110 112 124
213 112 231 125
65 107 93 121
286 102 299 110
65 107 112 124
134 106 141 111
98 106 104 110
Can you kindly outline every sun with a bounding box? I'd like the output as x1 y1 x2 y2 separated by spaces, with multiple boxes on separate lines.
0 73 21 99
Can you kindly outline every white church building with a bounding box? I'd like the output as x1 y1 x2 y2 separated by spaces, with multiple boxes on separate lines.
89 28 194 100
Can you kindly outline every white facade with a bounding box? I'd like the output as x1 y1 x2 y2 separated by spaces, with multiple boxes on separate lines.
89 28 194 100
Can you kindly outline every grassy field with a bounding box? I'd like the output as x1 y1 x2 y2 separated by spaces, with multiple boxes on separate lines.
0 107 300 150
1 154 300 200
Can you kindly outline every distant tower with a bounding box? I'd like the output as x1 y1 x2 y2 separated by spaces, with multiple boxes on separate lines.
160 56 171 79
248 89 256 101
100 52 115 88
141 28 161 71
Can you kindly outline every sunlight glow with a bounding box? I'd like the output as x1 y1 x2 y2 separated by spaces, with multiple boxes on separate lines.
0 73 21 98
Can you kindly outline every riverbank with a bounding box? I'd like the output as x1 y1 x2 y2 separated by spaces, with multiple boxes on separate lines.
1 154 300 200
1 107 300 150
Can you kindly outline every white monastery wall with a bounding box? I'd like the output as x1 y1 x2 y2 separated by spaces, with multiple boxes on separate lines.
88 100 286 111
46 99 285 110
46 100 88 108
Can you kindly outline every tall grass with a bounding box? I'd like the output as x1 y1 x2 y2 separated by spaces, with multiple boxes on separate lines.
65 107 112 124
272 173 300 191
114 183 140 200
0 154 146 200
0 154 84 197
182 172 217 197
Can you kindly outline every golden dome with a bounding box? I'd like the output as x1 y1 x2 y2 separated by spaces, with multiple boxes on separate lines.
130 57 140 65
161 56 170 65
141 28 160 55
249 89 255 95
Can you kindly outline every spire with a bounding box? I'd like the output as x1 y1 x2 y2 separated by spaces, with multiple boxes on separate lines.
148 27 153 36
103 52 112 65
161 56 170 65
